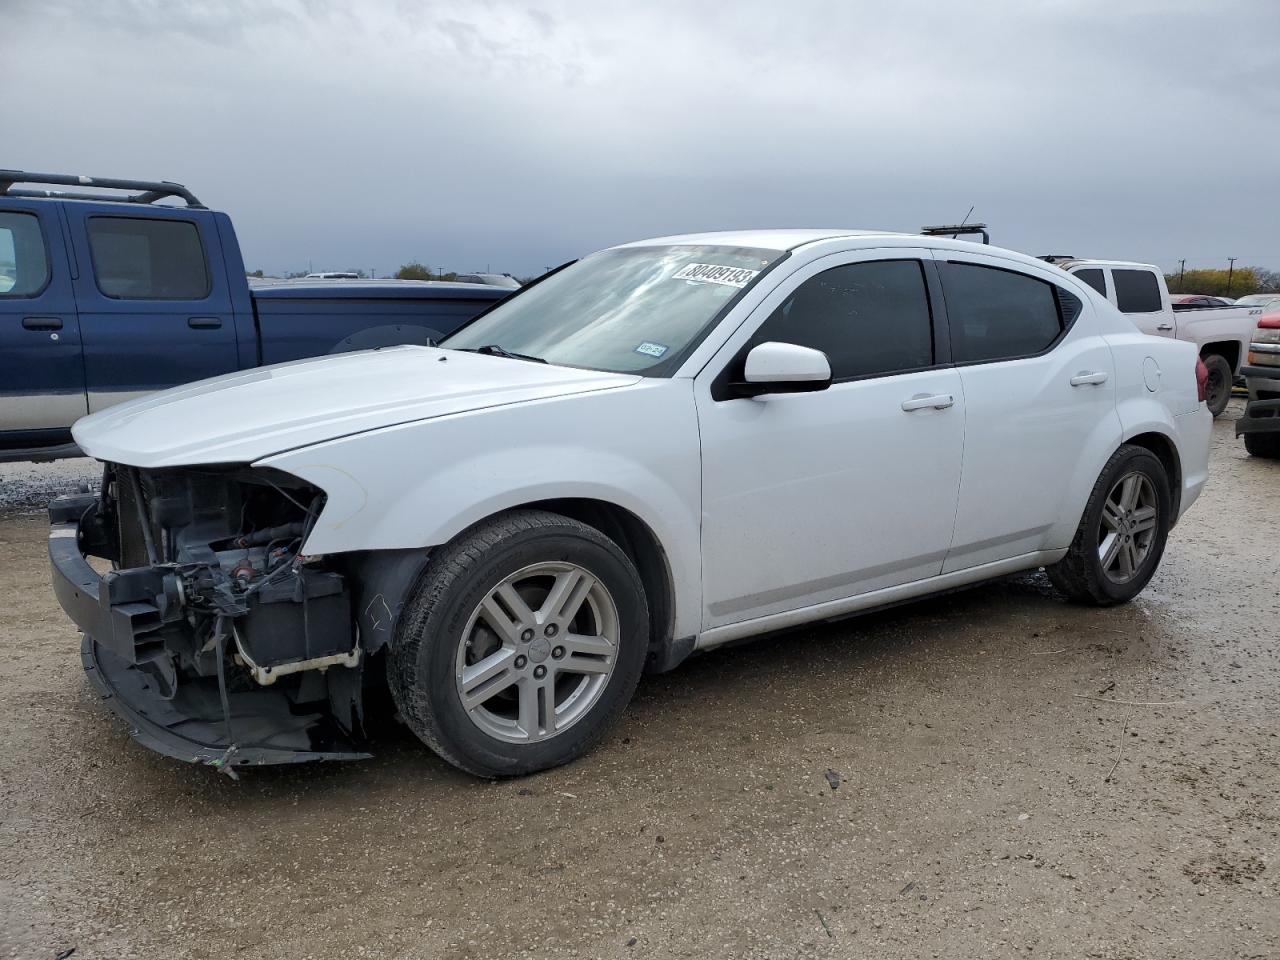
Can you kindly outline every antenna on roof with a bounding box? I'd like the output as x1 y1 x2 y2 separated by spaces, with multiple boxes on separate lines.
921 210 990 245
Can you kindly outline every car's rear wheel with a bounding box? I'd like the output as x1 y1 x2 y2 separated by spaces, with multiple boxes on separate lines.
1243 432 1280 459
1047 445 1171 605
1202 353 1232 417
388 509 649 777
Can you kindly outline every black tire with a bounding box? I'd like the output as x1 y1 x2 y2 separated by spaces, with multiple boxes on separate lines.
1202 353 1232 418
1047 445 1172 606
1243 432 1280 459
387 509 649 777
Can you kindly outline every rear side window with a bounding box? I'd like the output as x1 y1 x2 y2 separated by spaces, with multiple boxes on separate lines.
0 211 50 297
1112 269 1163 313
939 262 1071 364
749 259 933 380
87 216 210 300
1074 268 1107 296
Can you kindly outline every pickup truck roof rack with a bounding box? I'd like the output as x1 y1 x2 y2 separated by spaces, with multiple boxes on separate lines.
921 223 990 244
0 170 205 208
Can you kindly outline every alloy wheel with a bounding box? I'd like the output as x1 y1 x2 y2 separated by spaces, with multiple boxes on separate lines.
454 562 619 743
1097 472 1159 584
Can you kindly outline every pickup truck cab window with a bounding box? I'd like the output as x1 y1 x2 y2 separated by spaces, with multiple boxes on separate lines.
87 216 210 300
938 261 1073 363
0 211 50 297
443 244 783 375
1112 268 1163 313
1074 267 1107 297
745 259 934 380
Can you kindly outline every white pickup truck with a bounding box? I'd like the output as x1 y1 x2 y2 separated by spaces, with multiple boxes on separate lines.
1046 259 1263 416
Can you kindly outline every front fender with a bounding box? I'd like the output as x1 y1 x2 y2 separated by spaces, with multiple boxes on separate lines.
258 381 703 640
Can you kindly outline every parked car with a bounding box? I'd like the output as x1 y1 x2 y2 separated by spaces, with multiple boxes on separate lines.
0 171 510 462
456 272 522 289
49 229 1211 777
1051 259 1263 416
1170 293 1234 307
1236 309 1280 458
1234 293 1280 311
302 271 361 280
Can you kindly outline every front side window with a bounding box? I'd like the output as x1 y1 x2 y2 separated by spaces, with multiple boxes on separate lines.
1112 269 1163 313
0 211 50 297
443 244 783 374
87 216 210 300
939 262 1070 364
747 259 934 380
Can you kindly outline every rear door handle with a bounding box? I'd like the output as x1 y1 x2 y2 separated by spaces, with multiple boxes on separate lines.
1070 371 1109 386
187 316 222 329
901 393 954 411
22 316 63 331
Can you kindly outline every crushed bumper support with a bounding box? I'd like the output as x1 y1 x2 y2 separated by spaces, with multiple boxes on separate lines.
51 493 371 770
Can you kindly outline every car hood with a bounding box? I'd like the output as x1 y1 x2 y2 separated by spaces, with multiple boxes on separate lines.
72 346 640 468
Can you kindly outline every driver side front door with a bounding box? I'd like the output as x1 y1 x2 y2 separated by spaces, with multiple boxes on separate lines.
695 251 965 631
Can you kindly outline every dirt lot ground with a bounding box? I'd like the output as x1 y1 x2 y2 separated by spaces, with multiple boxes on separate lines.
2 403 1277 960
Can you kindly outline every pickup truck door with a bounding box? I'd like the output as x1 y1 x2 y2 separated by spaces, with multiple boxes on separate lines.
0 200 87 447
63 203 240 412
1109 267 1176 338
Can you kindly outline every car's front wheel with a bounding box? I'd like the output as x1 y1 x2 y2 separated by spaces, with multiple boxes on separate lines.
388 509 649 777
1047 445 1172 605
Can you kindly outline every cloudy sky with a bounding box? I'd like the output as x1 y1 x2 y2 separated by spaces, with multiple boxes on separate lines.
5 0 1278 277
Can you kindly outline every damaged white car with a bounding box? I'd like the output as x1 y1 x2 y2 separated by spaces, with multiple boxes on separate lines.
50 230 1211 776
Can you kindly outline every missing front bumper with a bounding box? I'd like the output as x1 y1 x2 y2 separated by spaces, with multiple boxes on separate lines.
50 491 372 769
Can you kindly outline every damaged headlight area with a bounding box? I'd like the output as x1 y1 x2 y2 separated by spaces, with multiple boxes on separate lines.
50 463 382 773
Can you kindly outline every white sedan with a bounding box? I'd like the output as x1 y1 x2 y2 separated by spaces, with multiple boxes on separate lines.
52 230 1211 777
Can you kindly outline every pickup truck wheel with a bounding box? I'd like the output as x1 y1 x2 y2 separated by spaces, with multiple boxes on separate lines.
1047 445 1171 606
1201 354 1232 417
1243 432 1280 459
388 509 648 777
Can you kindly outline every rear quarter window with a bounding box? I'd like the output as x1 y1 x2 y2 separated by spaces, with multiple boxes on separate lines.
87 216 210 300
1112 269 1163 313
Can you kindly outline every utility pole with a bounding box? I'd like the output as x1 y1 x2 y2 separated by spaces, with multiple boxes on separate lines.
1178 259 1186 292
1227 257 1237 295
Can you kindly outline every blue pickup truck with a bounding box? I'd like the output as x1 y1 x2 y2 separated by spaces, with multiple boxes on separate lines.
0 171 511 462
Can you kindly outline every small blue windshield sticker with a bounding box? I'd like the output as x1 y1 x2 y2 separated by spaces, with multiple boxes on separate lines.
634 341 669 358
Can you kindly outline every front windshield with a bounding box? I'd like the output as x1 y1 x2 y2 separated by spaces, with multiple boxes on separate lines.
442 244 783 374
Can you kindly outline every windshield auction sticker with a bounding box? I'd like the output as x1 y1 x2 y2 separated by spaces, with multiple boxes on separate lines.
672 263 760 288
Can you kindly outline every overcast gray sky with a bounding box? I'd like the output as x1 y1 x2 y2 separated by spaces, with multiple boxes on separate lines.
5 0 1278 277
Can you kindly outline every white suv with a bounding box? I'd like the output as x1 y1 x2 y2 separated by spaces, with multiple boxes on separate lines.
52 230 1211 777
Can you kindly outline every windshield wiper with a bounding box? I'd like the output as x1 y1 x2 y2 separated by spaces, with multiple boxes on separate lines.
460 344 547 364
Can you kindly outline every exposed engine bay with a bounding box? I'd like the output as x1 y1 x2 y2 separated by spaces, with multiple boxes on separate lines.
52 463 426 772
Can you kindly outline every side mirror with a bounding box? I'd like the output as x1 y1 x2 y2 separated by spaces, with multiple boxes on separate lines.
733 341 832 397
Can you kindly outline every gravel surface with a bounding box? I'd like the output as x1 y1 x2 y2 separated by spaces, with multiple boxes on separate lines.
0 457 100 513
2 404 1277 959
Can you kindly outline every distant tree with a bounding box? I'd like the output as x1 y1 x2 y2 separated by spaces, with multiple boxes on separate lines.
1254 268 1280 293
246 268 264 278
285 270 309 279
395 262 432 280
1163 267 1261 298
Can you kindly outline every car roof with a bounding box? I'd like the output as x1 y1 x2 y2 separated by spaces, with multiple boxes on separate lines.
611 229 905 252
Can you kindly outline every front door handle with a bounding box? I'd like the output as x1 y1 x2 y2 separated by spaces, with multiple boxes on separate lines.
901 393 954 412
1156 323 1174 331
188 316 222 329
1070 371 1109 386
22 316 63 331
